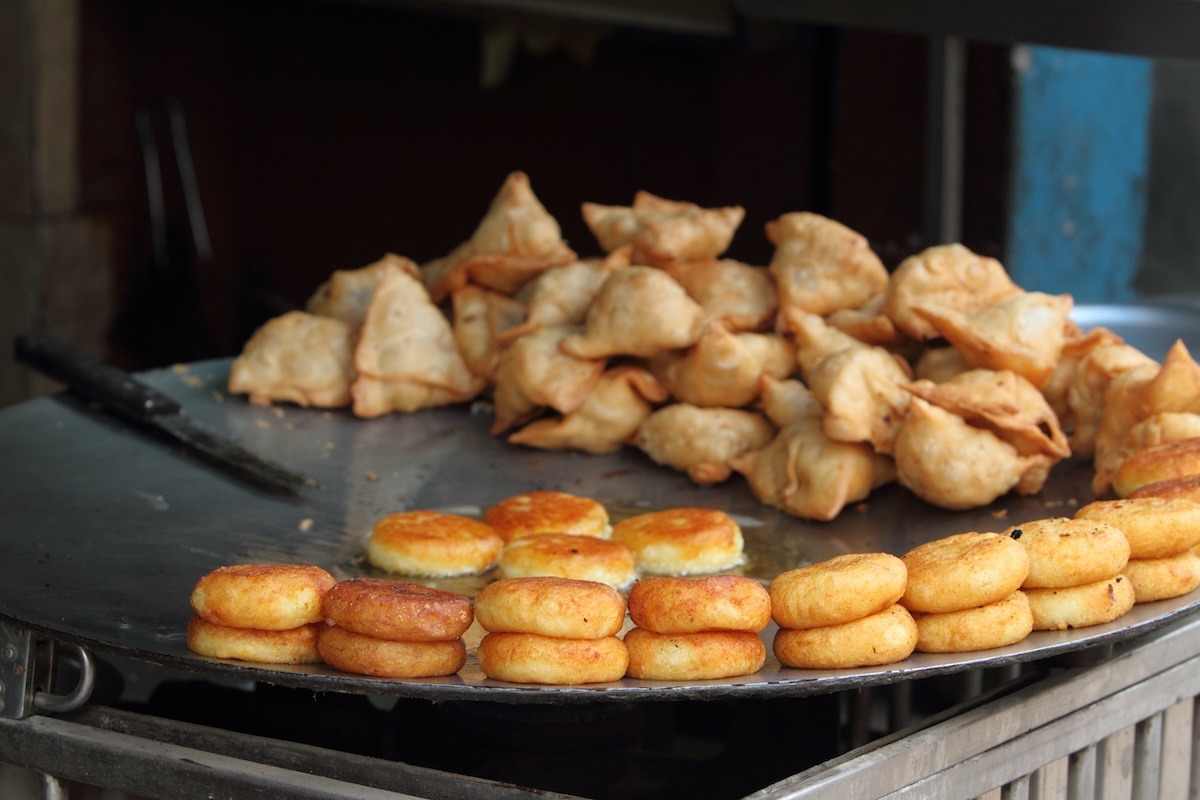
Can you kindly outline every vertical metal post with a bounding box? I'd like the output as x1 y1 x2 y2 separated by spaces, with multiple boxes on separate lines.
924 34 966 246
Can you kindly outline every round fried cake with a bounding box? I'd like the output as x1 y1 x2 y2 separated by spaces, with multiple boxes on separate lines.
770 553 907 629
912 591 1033 654
322 578 473 642
1075 497 1200 560
624 628 766 681
628 575 771 634
773 604 918 670
474 576 626 639
484 490 611 542
1113 437 1200 497
186 617 323 664
1124 550 1200 603
498 533 636 589
317 624 466 678
1003 517 1130 589
901 532 1029 614
477 632 628 685
1024 575 1135 630
366 510 503 577
190 563 335 631
610 507 745 576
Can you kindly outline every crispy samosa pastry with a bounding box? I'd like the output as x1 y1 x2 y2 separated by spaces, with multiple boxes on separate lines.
559 266 705 359
508 365 667 454
913 345 970 383
490 326 606 434
660 258 777 332
421 171 576 301
791 313 912 453
790 311 874 374
1057 334 1156 456
635 404 776 485
451 284 527 381
805 347 912 454
306 253 413 329
730 413 896 522
758 375 825 427
1041 327 1128 433
351 263 487 418
501 249 630 343
894 397 1047 509
648 322 794 408
825 294 910 350
906 369 1070 461
1092 341 1200 493
768 211 889 325
581 191 744 266
228 311 355 408
882 243 1022 341
913 291 1074 389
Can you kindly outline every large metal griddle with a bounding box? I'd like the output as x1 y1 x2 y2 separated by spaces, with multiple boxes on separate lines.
3 303 1200 704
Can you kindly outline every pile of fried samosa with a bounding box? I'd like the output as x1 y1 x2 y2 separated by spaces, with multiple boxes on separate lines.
229 171 1200 520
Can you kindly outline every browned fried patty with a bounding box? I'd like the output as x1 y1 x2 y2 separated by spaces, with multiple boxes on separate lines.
484 491 611 542
901 532 1029 614
624 628 766 680
366 510 503 577
628 575 771 634
610 507 745 575
474 576 626 639
186 616 323 664
190 563 335 630
477 632 628 685
773 604 918 669
322 577 473 641
770 553 907 629
317 624 466 678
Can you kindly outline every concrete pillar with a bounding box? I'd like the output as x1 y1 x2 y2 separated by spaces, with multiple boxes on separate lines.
0 0 113 408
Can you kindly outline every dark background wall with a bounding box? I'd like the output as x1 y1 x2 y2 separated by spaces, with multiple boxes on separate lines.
78 0 1011 369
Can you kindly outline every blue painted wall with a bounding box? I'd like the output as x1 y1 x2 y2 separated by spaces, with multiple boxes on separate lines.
1006 46 1153 302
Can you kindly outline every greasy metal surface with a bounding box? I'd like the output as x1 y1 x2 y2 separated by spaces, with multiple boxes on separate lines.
1 304 1198 703
14 329 312 495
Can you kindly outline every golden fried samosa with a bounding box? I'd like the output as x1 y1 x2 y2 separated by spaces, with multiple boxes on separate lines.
790 313 912 453
1040 326 1129 437
450 284 527 381
581 191 744 266
501 249 630 343
421 171 576 301
559 266 705 359
730 414 896 522
758 375 825 427
635 404 776 485
804 346 913 454
913 291 1074 389
351 264 487 418
228 311 355 408
906 369 1070 460
648 322 794 408
913 345 970 383
305 253 413 329
825 293 910 350
490 326 606 434
893 397 1046 509
767 211 889 325
789 311 873 375
882 243 1022 341
508 365 667 454
1092 341 1200 493
1062 338 1156 457
660 258 777 332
